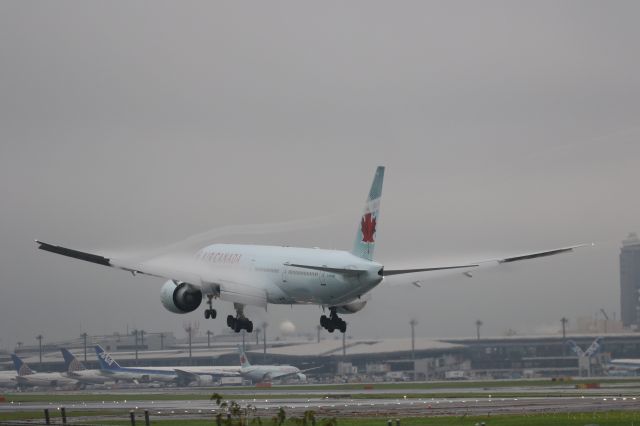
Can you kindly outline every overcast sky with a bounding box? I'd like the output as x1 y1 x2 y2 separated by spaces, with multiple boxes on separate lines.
1 1 639 350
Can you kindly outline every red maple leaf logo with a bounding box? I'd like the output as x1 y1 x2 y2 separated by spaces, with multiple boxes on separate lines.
361 213 377 243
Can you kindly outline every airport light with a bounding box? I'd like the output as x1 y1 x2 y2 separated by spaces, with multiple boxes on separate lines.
36 335 43 369
139 329 146 348
475 320 483 340
561 317 568 339
206 330 213 348
409 319 417 361
131 329 139 361
80 333 88 362
262 322 268 362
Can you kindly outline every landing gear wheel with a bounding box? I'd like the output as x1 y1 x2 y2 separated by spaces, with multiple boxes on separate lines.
246 321 254 333
338 320 347 333
227 315 235 328
204 310 210 319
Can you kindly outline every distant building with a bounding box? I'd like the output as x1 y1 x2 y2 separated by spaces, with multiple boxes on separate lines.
620 233 640 327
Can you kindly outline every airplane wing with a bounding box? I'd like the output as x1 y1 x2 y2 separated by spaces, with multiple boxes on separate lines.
35 241 268 307
382 244 590 278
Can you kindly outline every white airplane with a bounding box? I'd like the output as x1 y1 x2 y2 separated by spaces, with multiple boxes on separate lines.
95 345 239 385
606 359 640 376
61 348 110 385
238 348 310 383
11 354 78 388
36 166 585 334
0 371 17 388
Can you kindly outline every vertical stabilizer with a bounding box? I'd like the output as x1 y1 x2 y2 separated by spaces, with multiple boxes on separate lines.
352 166 384 260
95 345 121 370
11 354 34 376
61 348 86 372
238 346 251 368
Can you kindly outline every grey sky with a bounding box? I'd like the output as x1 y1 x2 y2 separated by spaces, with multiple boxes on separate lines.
1 1 638 349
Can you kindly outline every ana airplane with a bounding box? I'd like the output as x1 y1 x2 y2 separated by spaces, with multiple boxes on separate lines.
238 348 309 383
11 354 78 388
95 345 239 385
36 166 586 334
95 345 178 383
61 348 110 385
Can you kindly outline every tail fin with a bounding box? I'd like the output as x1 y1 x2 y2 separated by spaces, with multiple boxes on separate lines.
61 348 86 372
94 344 121 370
11 354 34 376
238 346 251 368
352 166 385 261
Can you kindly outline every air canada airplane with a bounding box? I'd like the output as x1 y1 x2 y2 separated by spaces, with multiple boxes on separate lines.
36 166 586 334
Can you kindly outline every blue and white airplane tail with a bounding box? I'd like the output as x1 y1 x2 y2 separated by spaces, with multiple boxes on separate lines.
352 166 384 261
95 344 121 370
238 346 251 368
61 348 86 372
11 354 35 376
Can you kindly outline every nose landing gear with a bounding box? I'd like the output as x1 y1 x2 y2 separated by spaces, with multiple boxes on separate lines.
320 307 346 333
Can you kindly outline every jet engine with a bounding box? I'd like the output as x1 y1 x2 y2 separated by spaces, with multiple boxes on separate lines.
160 280 202 314
296 373 307 382
335 300 367 314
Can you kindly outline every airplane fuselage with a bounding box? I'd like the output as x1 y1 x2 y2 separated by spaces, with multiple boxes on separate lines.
197 244 383 306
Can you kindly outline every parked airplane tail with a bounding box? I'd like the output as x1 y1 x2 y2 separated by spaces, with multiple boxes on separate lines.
61 348 86 372
352 166 384 261
11 354 34 376
238 347 251 368
95 345 121 370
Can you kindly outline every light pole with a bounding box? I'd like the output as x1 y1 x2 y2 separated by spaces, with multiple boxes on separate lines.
36 335 43 369
139 330 145 348
262 322 268 362
342 328 347 357
255 328 261 346
561 317 568 356
409 319 417 361
131 329 139 361
475 320 483 341
317 325 322 344
206 330 213 348
159 332 165 350
80 333 88 362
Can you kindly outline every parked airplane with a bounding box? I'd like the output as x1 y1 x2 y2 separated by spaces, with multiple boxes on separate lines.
238 348 310 383
36 166 586 334
95 345 238 385
606 359 640 376
61 348 109 385
11 354 77 388
95 345 178 384
0 371 17 388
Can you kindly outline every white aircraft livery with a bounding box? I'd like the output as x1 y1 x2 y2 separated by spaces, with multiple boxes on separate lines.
36 166 585 334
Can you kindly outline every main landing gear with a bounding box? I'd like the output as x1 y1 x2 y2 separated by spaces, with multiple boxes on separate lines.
226 303 253 333
203 295 217 319
320 307 346 333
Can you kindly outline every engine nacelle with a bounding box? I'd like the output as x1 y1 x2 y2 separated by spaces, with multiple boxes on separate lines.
335 300 367 314
160 280 203 314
